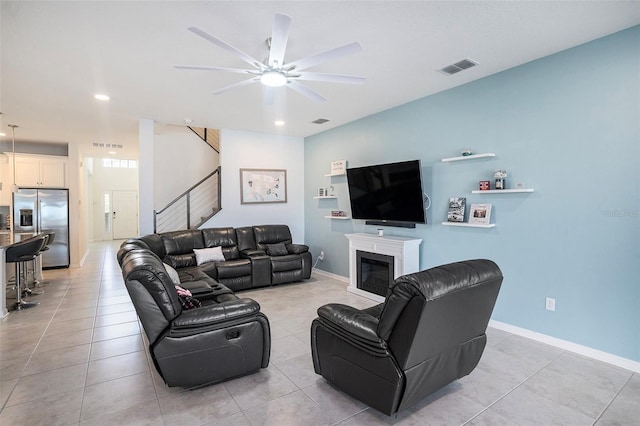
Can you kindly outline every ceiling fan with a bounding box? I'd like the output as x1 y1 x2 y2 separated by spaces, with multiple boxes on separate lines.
174 13 364 102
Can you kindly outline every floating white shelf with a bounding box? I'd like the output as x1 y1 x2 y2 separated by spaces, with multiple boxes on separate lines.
441 153 496 162
313 196 337 199
471 188 534 194
441 222 495 228
325 216 350 220
324 172 346 177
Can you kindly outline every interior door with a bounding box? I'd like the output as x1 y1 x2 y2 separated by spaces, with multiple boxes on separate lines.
112 190 139 239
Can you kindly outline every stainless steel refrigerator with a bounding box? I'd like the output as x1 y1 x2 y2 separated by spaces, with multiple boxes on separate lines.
13 188 70 268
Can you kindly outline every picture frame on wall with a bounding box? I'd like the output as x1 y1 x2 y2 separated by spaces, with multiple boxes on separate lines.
240 168 287 204
468 204 492 225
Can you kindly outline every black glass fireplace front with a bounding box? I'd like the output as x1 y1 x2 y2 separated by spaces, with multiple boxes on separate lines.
356 250 395 297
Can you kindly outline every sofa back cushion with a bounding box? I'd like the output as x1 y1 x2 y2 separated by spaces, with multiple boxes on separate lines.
378 259 503 370
236 226 256 252
253 225 293 251
161 230 204 268
120 249 183 344
140 233 166 258
202 227 240 260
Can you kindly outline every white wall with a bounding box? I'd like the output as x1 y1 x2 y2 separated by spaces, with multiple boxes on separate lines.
202 129 306 244
153 124 220 209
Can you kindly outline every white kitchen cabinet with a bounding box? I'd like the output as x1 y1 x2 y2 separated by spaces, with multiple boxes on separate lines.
9 154 67 188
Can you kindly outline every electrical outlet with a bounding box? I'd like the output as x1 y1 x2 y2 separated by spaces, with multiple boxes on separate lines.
545 297 556 312
318 251 325 261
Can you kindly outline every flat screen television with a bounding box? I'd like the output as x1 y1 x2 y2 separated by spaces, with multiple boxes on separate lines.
346 160 426 228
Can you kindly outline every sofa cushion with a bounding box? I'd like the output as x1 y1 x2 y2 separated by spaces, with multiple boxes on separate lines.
162 230 204 255
164 253 196 269
163 263 181 285
202 228 240 260
271 254 302 272
177 266 211 282
194 247 225 265
266 243 288 256
217 259 252 279
253 225 293 251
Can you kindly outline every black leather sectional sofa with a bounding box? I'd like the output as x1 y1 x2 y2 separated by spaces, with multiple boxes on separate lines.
126 224 312 293
117 224 312 387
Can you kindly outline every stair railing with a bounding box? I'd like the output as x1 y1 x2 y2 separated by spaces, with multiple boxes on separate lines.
153 166 221 233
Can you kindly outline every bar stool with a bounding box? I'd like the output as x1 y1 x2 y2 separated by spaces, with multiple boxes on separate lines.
5 235 47 310
32 231 55 288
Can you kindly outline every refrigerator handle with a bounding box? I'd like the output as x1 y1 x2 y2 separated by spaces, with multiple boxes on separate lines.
38 199 42 232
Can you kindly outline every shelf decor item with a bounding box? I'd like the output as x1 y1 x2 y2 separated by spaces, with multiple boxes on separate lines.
447 197 466 222
330 160 347 175
461 149 473 156
468 204 492 225
318 187 327 197
494 170 508 190
479 180 490 191
240 168 287 204
330 210 346 217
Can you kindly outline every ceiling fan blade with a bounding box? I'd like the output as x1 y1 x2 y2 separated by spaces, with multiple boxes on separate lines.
174 65 254 74
286 42 362 71
188 26 263 69
268 13 291 67
211 77 260 95
297 72 365 85
287 81 326 103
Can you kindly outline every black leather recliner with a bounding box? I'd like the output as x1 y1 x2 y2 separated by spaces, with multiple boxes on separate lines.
120 248 270 387
311 259 503 415
249 225 312 285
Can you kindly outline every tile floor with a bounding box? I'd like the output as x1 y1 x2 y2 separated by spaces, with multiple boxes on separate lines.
1 240 638 425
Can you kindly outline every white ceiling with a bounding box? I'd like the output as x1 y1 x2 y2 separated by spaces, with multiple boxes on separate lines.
1 1 639 158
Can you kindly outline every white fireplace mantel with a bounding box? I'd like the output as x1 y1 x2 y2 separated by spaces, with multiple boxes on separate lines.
345 233 422 302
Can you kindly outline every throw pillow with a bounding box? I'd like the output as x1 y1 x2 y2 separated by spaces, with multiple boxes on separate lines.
266 243 288 256
163 262 181 285
193 246 225 265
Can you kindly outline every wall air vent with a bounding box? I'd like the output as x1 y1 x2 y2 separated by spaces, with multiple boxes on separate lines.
312 118 330 124
92 143 124 149
439 58 478 75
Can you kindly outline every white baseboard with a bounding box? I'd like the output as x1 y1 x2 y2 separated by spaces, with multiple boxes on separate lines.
309 270 640 374
490 320 640 373
312 268 349 284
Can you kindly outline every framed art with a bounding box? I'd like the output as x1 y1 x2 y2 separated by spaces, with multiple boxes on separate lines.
447 197 466 222
468 203 492 225
240 168 287 204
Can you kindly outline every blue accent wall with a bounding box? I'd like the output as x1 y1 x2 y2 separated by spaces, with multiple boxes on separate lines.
304 26 639 361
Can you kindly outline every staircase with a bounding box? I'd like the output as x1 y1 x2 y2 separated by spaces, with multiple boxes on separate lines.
153 126 221 233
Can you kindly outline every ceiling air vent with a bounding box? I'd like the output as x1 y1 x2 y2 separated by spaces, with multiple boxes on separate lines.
312 118 330 125
439 58 478 75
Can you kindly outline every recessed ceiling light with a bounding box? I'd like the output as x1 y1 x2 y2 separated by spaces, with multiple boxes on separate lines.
0 132 5 137
108 151 117 155
274 120 285 126
94 94 110 101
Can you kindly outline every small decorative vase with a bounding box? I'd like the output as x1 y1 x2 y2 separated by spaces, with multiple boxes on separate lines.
495 178 505 190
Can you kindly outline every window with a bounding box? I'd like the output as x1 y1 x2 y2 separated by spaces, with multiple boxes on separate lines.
102 158 137 168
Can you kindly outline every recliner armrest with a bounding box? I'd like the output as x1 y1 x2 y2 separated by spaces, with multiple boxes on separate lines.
317 304 382 346
171 298 260 331
241 249 267 258
286 244 309 254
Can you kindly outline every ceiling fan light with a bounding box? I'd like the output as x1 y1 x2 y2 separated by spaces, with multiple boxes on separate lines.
261 71 287 87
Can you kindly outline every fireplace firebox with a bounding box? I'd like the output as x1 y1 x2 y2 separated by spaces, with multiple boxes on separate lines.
356 250 395 297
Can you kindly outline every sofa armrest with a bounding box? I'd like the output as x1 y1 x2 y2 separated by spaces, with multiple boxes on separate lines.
286 244 309 255
241 249 267 258
171 298 260 331
317 303 382 346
